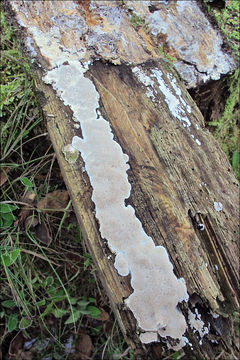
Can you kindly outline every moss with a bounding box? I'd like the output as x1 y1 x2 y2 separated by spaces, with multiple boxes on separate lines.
206 0 239 59
209 68 240 180
158 45 177 64
130 13 148 31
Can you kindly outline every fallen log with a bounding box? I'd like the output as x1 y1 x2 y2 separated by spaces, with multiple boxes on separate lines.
7 1 239 358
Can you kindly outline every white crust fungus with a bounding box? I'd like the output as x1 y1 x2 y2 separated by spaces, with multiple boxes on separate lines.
214 202 223 212
188 309 209 345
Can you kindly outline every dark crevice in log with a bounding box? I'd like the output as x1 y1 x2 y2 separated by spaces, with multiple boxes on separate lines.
188 75 229 125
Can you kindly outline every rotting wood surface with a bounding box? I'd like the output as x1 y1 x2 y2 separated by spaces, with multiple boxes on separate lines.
7 1 239 359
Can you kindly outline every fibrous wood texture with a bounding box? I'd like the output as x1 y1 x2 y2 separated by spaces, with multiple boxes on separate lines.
8 1 239 359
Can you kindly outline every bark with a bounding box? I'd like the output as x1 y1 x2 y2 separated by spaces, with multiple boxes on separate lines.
7 1 239 358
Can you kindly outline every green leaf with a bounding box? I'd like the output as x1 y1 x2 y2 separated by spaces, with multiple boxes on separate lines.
0 217 14 229
8 313 18 332
77 300 90 308
1 249 20 267
1 212 16 221
35 299 46 307
0 203 18 213
52 308 67 318
40 301 54 318
20 177 33 188
79 309 91 315
171 352 180 360
1 300 16 308
50 295 66 303
69 297 78 305
87 306 101 318
19 317 32 329
64 310 81 324
0 212 16 228
43 276 54 288
88 297 96 303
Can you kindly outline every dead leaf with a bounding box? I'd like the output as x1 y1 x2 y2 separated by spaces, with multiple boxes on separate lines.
24 215 39 229
37 190 69 213
103 319 114 337
74 332 93 360
8 333 24 358
8 333 37 360
97 308 109 322
33 220 52 244
0 167 10 187
16 192 37 226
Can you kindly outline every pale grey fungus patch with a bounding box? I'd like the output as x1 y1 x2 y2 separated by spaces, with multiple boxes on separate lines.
132 67 156 101
214 202 223 212
151 68 191 128
25 37 38 57
114 252 129 276
169 77 182 97
182 336 193 349
128 0 236 87
210 310 219 319
140 332 158 344
43 61 189 344
27 27 84 68
215 265 219 271
188 309 209 343
133 67 155 88
134 66 200 146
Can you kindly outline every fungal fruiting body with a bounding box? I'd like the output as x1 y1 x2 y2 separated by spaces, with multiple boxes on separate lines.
44 61 189 345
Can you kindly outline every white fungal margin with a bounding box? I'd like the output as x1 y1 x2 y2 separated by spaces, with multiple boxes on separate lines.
188 309 209 345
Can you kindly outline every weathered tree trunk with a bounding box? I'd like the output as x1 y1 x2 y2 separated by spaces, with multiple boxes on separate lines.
7 1 239 359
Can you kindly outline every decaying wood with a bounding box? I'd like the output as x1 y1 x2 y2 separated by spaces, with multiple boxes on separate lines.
7 1 239 358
